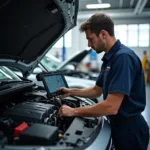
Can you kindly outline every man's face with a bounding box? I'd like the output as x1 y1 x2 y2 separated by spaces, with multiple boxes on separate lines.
85 29 106 53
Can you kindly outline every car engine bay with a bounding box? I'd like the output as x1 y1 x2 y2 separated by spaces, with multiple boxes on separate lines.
0 81 102 148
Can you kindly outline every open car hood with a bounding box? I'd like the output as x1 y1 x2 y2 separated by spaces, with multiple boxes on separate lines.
0 0 79 77
57 49 92 70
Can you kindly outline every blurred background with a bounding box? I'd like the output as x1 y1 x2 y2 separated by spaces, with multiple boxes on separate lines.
46 0 150 84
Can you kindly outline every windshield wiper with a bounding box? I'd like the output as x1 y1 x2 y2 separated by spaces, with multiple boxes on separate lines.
0 84 11 90
0 80 30 86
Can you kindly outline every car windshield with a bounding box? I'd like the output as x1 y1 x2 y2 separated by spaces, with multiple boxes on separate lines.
40 55 61 71
0 66 21 81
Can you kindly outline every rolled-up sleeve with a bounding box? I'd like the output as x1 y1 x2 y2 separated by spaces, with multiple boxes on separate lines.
108 54 136 96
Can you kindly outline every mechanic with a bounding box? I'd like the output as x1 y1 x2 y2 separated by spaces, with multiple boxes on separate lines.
58 13 150 150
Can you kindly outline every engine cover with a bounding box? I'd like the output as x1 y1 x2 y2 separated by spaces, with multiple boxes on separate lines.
3 102 55 123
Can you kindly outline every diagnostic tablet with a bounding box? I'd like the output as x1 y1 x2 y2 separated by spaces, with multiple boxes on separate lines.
38 71 69 98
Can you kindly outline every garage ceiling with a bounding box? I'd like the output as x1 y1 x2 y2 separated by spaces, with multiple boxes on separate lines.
78 0 150 20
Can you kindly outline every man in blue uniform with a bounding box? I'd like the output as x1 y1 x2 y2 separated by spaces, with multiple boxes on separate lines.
58 13 149 149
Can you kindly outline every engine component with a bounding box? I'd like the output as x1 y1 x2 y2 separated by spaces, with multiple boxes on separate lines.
0 131 8 145
3 102 56 123
14 123 28 137
19 123 59 145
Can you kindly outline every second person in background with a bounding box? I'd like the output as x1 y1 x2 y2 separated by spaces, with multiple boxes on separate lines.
142 50 149 84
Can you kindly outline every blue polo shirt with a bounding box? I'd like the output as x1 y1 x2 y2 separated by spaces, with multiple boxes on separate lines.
96 40 146 119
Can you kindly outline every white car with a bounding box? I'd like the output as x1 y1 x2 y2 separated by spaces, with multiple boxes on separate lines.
40 49 99 81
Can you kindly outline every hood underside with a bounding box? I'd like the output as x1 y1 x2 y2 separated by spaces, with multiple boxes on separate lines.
0 0 79 77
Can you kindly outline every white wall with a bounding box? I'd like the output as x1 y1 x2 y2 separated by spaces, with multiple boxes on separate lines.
130 47 149 60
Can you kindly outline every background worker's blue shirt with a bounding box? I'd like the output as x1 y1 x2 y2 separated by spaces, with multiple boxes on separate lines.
96 40 146 119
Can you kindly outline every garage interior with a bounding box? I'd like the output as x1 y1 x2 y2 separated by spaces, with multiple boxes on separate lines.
48 0 150 149
0 0 150 149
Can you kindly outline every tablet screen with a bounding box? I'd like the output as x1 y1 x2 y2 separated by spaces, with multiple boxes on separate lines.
39 71 69 98
44 74 67 93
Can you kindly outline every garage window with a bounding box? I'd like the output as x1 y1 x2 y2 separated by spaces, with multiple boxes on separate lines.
115 25 127 45
128 24 138 47
139 24 149 47
115 24 150 47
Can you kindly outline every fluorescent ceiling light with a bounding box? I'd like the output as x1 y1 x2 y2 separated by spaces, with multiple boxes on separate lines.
86 4 111 9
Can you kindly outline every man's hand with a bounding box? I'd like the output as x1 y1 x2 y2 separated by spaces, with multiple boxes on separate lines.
56 87 71 98
58 105 75 117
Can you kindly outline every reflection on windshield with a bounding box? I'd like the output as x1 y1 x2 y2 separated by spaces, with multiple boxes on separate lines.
0 70 11 80
40 56 60 71
0 66 21 81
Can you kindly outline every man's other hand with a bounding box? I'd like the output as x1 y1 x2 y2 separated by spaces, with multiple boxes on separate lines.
58 105 75 117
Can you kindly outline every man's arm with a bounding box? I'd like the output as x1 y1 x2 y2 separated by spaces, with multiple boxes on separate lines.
70 85 102 98
58 85 102 99
59 93 124 117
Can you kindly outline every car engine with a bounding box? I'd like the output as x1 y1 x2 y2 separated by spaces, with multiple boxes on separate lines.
0 82 102 148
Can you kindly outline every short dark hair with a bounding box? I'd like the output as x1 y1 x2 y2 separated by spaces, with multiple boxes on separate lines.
80 13 114 36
